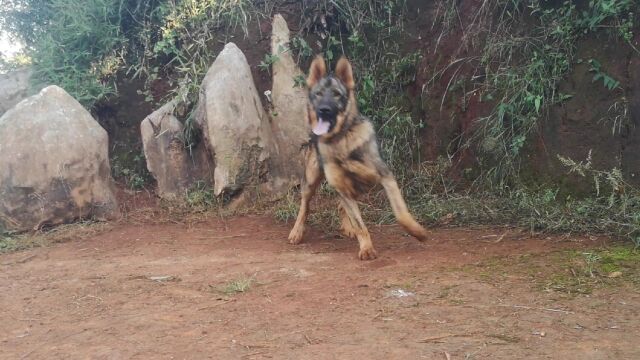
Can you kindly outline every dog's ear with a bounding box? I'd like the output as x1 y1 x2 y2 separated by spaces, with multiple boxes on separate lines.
307 55 327 88
334 56 355 90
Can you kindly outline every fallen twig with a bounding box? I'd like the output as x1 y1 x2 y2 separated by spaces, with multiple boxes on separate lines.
2 254 37 266
197 299 235 311
418 334 470 343
498 304 574 314
241 351 267 359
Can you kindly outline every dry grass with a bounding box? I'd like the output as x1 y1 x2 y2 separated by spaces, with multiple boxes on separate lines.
1 221 114 253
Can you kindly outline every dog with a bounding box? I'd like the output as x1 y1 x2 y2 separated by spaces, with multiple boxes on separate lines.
288 55 428 260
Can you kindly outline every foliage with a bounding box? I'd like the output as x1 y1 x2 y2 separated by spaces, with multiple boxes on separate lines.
1 0 251 109
258 53 279 74
0 222 112 254
219 276 254 295
4 0 130 107
0 52 30 73
273 191 299 223
184 181 220 210
588 59 621 90
426 0 637 188
111 153 152 190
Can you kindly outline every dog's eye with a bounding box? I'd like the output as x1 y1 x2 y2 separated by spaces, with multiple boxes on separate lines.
332 89 342 98
314 90 323 97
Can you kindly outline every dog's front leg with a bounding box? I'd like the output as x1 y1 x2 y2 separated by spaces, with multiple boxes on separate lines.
288 148 323 244
339 196 377 260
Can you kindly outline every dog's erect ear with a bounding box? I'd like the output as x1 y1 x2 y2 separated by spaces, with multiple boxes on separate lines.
307 55 327 88
334 56 355 90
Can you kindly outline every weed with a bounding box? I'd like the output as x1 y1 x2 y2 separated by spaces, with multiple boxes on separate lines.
184 181 220 210
274 192 299 223
0 236 19 253
429 0 637 187
111 154 152 191
293 74 307 88
0 221 112 254
220 276 254 295
582 252 602 277
601 98 629 135
258 53 280 74
290 36 313 64
588 59 621 90
487 334 521 344
469 244 640 297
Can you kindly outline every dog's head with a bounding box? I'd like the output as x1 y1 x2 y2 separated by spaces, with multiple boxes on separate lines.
306 56 356 138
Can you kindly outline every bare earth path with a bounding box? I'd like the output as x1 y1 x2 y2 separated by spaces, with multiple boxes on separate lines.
1 215 639 359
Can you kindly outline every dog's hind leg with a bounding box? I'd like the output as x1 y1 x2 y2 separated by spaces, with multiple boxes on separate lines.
380 175 429 242
289 148 324 244
339 196 377 260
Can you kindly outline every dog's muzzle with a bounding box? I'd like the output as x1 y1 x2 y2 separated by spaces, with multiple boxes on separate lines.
313 106 336 136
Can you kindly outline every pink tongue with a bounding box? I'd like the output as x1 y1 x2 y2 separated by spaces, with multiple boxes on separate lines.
312 118 330 135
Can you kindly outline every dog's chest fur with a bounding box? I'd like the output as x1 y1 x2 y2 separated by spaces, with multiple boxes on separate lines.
316 120 381 198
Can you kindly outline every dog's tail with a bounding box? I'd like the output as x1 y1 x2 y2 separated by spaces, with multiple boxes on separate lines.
381 176 428 241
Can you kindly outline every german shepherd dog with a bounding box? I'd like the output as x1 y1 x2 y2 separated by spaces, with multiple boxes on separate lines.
288 56 428 260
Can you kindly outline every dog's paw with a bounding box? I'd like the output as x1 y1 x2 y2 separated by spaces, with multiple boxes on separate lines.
288 226 305 245
358 246 378 261
415 228 429 242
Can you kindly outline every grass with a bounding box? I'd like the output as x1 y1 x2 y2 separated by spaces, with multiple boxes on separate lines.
219 276 254 296
0 221 113 254
273 191 299 223
428 0 636 187
464 243 640 297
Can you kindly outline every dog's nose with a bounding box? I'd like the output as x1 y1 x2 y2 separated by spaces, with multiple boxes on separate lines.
318 106 332 117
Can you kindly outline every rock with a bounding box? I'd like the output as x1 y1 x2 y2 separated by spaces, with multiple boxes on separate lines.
141 100 213 200
0 68 32 116
195 42 274 196
270 14 310 184
0 85 119 232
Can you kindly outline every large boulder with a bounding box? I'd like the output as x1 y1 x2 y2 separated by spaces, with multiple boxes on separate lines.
195 42 275 196
141 100 213 199
270 14 310 185
0 85 119 232
0 68 32 116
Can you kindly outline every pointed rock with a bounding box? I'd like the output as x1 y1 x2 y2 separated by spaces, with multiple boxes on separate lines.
270 14 310 185
0 86 119 231
195 43 274 196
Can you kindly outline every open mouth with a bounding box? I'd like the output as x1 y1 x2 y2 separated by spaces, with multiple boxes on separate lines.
312 116 331 135
313 112 336 136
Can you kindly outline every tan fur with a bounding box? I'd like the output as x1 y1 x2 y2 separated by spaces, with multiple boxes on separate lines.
335 57 355 90
307 55 327 88
288 56 428 260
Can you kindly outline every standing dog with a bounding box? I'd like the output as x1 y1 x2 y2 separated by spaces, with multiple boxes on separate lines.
288 55 428 260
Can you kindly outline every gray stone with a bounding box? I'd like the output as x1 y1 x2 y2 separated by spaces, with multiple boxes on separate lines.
0 85 119 231
141 100 213 199
270 14 310 186
195 43 274 196
0 68 32 116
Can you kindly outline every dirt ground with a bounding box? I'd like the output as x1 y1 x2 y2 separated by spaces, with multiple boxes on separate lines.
1 215 639 359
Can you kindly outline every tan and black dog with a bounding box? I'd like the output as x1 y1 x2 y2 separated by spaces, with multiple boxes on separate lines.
288 55 428 260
